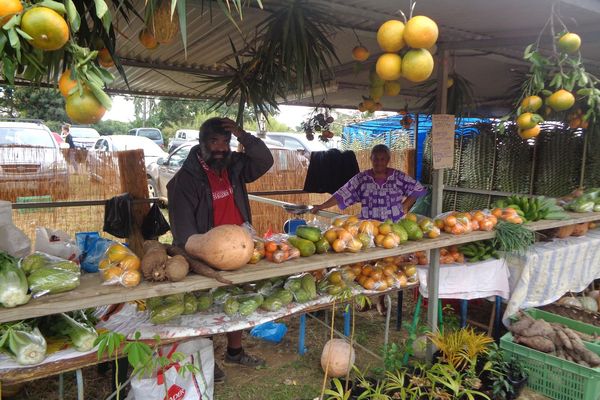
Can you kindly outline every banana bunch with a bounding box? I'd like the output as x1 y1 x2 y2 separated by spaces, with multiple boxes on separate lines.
493 195 569 222
459 240 499 262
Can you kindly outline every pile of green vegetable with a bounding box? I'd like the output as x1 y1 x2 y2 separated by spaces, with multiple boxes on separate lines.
0 321 46 365
459 240 500 262
493 221 535 255
21 252 81 298
564 188 600 213
493 195 568 221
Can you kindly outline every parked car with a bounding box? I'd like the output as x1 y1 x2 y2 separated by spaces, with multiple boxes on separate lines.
52 132 69 149
0 120 69 201
87 135 168 189
69 126 101 149
168 129 198 153
128 127 164 148
266 132 328 157
147 138 287 204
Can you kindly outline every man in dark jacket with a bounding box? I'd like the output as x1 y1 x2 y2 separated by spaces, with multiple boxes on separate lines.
167 117 274 383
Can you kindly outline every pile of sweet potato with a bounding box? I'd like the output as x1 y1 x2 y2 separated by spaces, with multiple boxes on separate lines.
509 313 600 367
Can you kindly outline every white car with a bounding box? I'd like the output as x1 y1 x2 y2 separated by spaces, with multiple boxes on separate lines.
168 129 199 153
0 120 69 201
70 126 101 149
87 135 168 192
266 132 328 156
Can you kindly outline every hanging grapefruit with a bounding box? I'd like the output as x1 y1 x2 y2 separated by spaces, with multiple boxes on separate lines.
377 20 405 52
58 69 77 97
65 89 106 124
401 49 434 82
518 125 541 139
558 32 581 54
20 7 69 51
376 53 402 81
352 45 370 61
97 48 115 68
384 80 401 96
521 95 543 112
0 0 23 27
139 28 159 50
403 16 438 49
547 89 575 112
516 113 543 130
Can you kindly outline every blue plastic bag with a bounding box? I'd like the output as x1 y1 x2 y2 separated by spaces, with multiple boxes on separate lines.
76 232 114 273
250 321 288 343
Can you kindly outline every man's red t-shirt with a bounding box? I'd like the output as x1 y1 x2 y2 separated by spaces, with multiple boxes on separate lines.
199 157 244 227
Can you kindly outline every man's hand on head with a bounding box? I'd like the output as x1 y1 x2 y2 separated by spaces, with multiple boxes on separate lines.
220 118 244 138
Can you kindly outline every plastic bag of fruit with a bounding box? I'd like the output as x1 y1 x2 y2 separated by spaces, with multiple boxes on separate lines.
20 252 81 298
439 246 465 264
434 212 473 235
317 266 358 296
416 216 441 239
99 242 142 287
263 234 301 263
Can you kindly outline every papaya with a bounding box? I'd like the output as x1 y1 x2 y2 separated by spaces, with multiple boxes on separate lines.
238 294 264 316
273 288 294 305
391 224 409 242
182 293 198 314
287 236 316 257
296 226 322 242
150 301 185 324
398 219 423 241
315 237 331 254
261 295 284 311
196 291 214 311
223 297 240 316
301 274 317 299
293 288 311 303
285 277 302 292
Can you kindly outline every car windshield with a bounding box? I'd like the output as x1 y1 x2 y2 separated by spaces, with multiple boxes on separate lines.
113 138 165 157
137 129 161 140
70 128 100 138
0 127 55 147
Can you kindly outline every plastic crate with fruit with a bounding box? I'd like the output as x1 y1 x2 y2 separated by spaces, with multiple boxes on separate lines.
500 332 600 400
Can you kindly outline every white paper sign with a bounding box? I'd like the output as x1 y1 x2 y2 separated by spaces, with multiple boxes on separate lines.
431 114 456 169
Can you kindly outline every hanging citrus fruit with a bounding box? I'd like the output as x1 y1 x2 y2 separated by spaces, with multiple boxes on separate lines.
58 69 77 97
546 89 575 112
352 45 369 62
369 67 385 87
65 89 107 124
401 49 434 82
521 95 543 112
558 32 581 54
384 80 401 96
97 48 115 68
0 0 23 27
370 85 384 101
403 16 438 49
518 125 541 139
139 28 159 50
376 53 402 81
376 20 405 52
516 113 543 130
20 7 69 51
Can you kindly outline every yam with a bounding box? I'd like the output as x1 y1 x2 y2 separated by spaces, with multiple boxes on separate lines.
164 255 189 282
515 335 555 353
141 240 168 281
571 223 589 237
521 319 554 338
509 314 535 336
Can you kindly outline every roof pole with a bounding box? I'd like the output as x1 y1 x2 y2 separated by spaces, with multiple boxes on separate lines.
427 48 450 362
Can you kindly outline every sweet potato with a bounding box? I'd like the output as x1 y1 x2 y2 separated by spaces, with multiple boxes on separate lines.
509 314 535 336
165 255 189 282
141 240 168 281
521 319 554 337
515 335 555 353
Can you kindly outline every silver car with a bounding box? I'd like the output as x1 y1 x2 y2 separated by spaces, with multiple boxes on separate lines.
0 121 69 201
69 126 101 149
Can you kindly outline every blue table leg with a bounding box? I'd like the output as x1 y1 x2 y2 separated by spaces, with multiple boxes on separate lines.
460 299 468 328
299 313 307 355
343 307 351 337
396 291 403 331
494 296 502 341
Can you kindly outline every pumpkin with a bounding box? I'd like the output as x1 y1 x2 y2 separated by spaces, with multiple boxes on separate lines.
579 297 599 313
321 339 355 377
185 225 254 271
571 223 589 237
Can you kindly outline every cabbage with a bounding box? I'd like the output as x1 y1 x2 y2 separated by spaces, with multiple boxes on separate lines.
0 322 47 365
0 251 30 308
39 310 98 352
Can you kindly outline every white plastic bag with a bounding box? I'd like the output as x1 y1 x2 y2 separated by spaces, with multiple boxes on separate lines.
0 201 30 258
127 338 214 400
35 227 80 262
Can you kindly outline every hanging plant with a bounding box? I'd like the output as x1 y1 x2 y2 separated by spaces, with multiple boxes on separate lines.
301 102 335 142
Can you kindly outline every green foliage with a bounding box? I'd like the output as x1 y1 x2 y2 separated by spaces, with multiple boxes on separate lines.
0 86 68 122
94 119 132 135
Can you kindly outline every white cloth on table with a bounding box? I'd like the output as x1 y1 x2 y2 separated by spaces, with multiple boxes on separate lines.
503 229 600 325
417 258 510 300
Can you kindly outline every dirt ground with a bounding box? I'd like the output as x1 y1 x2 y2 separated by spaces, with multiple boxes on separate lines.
3 295 549 400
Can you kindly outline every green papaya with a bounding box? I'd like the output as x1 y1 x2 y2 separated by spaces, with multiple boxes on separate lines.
27 267 79 296
182 293 197 314
296 226 322 242
301 274 317 299
391 224 409 242
398 220 423 241
146 296 164 310
293 288 311 303
273 288 294 305
238 294 264 316
163 293 185 304
196 292 214 311
287 236 316 257
150 301 185 324
285 277 302 292
212 287 230 304
261 296 284 312
223 297 240 316
314 237 331 254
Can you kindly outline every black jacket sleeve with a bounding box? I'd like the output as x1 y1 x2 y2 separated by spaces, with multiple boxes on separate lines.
236 131 274 183
167 170 205 247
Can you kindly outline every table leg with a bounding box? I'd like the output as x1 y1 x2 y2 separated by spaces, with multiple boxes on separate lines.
299 313 307 355
460 299 468 328
384 295 392 348
396 291 403 331
76 369 84 400
343 307 351 337
494 296 502 342
58 373 64 400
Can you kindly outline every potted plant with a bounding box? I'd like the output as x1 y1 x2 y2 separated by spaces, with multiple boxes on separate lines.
485 344 528 400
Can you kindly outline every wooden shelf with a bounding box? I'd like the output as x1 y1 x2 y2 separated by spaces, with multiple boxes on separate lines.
0 212 598 324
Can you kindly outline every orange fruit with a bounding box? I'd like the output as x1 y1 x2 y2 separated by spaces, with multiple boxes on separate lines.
434 219 444 229
332 218 345 227
0 0 23 27
65 88 106 124
377 281 389 291
97 48 115 68
139 28 159 50
558 32 581 54
374 234 386 247
376 20 405 52
265 241 278 252
376 53 402 81
378 223 392 235
385 275 396 287
518 124 541 140
346 216 359 224
106 243 130 262
403 16 439 49
521 95 543 112
20 7 69 51
444 215 457 227
383 264 396 276
382 235 397 249
324 229 338 244
547 89 575 112
102 265 123 282
98 258 111 270
491 208 503 218
516 113 543 130
371 268 383 281
363 278 376 290
58 69 77 97
347 238 363 253
427 229 440 239
357 102 367 112
404 213 418 222
120 255 141 271
401 49 434 82
121 269 141 287
352 45 370 61
336 229 353 243
358 220 375 235
362 265 374 276
332 239 346 253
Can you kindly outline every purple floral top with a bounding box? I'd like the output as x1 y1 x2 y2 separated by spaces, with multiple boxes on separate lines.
333 168 427 221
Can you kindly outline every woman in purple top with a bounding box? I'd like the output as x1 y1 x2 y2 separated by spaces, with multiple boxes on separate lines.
312 144 427 221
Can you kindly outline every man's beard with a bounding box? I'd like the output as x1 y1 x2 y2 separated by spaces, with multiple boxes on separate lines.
199 142 231 172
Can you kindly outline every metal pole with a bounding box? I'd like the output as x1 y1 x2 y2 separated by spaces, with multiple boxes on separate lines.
427 48 450 361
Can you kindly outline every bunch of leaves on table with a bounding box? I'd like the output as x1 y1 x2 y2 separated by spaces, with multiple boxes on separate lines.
562 187 600 213
492 195 569 222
